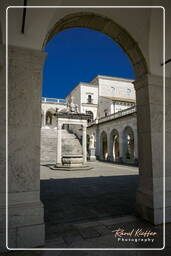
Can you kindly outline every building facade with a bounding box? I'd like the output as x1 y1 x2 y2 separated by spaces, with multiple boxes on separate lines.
41 75 138 165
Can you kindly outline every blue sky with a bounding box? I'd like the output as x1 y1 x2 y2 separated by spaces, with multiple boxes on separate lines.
43 28 135 99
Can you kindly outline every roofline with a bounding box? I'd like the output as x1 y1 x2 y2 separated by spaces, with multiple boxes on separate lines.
90 75 134 83
65 75 134 99
65 82 98 99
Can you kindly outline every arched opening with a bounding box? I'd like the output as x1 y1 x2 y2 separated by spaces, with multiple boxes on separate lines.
110 129 120 162
123 126 135 163
100 131 108 160
45 108 56 127
43 12 147 78
45 111 53 125
4 7 166 250
40 11 152 247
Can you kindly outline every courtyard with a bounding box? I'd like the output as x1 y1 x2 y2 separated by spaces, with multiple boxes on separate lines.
41 161 139 228
39 161 162 249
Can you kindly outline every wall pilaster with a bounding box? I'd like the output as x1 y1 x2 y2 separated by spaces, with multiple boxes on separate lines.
0 45 47 249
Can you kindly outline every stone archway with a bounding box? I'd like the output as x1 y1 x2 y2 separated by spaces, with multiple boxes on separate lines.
100 131 108 160
45 108 56 127
123 126 135 163
43 12 148 79
46 111 53 125
42 11 164 225
109 129 120 162
4 8 165 250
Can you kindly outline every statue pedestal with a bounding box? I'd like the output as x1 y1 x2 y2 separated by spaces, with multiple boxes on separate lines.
89 148 96 161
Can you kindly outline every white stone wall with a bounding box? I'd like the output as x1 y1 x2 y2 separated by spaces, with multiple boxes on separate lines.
98 76 135 100
98 96 112 118
80 83 98 119
80 84 98 105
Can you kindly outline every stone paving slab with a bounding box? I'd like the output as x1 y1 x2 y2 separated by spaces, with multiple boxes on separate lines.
77 227 101 240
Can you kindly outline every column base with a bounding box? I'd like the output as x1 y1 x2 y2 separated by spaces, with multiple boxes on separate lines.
89 148 96 162
0 200 45 250
136 190 163 225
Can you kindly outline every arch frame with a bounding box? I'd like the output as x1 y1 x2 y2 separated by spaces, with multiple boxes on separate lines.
43 11 148 78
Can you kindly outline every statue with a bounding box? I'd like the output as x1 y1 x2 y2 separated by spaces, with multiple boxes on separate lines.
89 133 95 149
68 96 77 113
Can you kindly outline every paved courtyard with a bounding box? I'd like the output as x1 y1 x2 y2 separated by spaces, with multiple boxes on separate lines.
3 161 169 254
39 161 164 250
40 161 139 228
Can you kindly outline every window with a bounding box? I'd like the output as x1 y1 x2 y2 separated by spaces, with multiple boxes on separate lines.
87 95 92 103
127 88 131 93
104 110 108 117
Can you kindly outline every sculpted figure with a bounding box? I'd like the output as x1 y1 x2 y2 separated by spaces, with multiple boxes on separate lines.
89 133 95 149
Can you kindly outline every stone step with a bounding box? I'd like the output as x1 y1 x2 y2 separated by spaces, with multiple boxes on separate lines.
40 128 83 164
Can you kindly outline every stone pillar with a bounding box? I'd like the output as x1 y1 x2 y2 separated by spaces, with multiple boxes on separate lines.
0 46 46 250
119 131 127 163
107 132 113 161
56 121 62 166
134 74 165 224
82 125 87 164
95 125 100 159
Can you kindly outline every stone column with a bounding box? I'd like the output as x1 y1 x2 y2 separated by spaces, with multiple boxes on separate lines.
82 125 87 164
56 121 62 166
119 131 127 163
134 74 165 224
107 132 113 161
0 46 46 250
95 125 100 159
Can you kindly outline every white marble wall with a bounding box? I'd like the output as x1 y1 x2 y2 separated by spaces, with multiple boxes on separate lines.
98 76 136 100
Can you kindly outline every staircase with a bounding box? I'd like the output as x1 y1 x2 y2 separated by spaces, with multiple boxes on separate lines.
40 128 83 164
